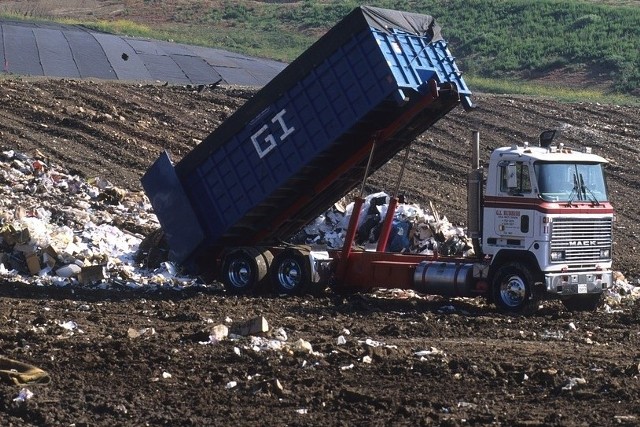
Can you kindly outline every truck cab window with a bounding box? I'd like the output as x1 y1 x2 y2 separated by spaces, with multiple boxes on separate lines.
499 161 532 195
535 162 608 202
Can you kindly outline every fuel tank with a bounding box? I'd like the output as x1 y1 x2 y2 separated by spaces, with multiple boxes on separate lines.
413 261 476 297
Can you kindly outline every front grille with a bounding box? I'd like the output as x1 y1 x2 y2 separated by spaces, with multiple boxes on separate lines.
550 217 612 262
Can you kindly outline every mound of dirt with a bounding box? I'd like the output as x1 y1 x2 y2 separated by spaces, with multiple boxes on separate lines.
0 78 638 426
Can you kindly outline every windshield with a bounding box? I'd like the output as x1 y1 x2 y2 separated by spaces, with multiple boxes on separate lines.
534 162 608 203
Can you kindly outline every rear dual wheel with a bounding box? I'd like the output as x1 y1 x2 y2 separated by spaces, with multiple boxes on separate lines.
221 248 272 294
221 247 313 295
271 249 312 295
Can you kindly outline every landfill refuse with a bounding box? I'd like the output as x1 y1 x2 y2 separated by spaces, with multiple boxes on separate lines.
0 356 50 385
291 192 474 257
0 149 201 290
13 388 34 402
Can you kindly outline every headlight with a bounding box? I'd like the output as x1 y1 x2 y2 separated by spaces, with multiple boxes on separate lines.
550 251 565 261
600 248 611 259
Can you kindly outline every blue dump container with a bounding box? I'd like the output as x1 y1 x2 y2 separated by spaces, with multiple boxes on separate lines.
142 6 472 264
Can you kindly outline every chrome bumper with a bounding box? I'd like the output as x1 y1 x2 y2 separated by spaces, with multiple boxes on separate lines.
545 271 612 295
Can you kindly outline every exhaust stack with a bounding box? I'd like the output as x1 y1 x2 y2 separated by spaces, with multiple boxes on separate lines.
467 131 483 257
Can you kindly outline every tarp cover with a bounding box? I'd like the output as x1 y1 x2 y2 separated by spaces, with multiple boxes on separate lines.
360 6 442 41
35 28 80 78
0 19 286 86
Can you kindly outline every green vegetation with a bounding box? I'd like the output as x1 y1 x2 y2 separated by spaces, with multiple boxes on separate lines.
467 76 637 105
421 0 640 94
164 0 640 95
82 20 154 39
1 0 638 100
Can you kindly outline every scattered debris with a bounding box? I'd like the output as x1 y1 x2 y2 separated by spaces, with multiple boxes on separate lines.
13 388 34 402
249 336 285 352
210 325 230 342
273 327 288 341
604 271 640 307
562 377 587 391
358 338 397 350
0 356 50 385
291 338 314 354
58 320 78 331
414 347 445 357
127 327 155 339
230 316 269 337
614 415 637 424
457 401 477 409
540 330 564 341
253 378 285 396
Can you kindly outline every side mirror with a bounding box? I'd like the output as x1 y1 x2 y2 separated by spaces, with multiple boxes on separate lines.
539 130 556 147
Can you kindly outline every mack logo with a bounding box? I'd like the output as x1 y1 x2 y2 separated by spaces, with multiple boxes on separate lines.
568 240 598 246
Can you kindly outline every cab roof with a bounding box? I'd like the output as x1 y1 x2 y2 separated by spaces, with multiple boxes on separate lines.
490 144 609 164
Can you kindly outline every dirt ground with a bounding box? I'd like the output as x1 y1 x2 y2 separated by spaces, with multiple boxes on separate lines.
0 77 639 426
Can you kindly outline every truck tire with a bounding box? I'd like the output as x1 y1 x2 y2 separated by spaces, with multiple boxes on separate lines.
271 249 311 295
561 294 602 312
492 262 540 315
221 248 270 294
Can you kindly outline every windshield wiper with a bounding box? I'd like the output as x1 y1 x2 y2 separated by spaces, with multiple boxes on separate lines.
579 173 600 206
567 173 580 205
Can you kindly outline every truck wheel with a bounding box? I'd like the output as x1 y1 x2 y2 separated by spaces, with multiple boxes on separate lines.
221 248 270 294
492 262 540 315
562 294 602 312
271 249 311 295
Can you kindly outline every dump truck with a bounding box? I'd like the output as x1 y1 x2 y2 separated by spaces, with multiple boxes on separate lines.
141 6 613 314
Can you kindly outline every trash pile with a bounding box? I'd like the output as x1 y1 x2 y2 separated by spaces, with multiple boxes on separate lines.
292 192 474 257
604 271 640 310
0 149 199 289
